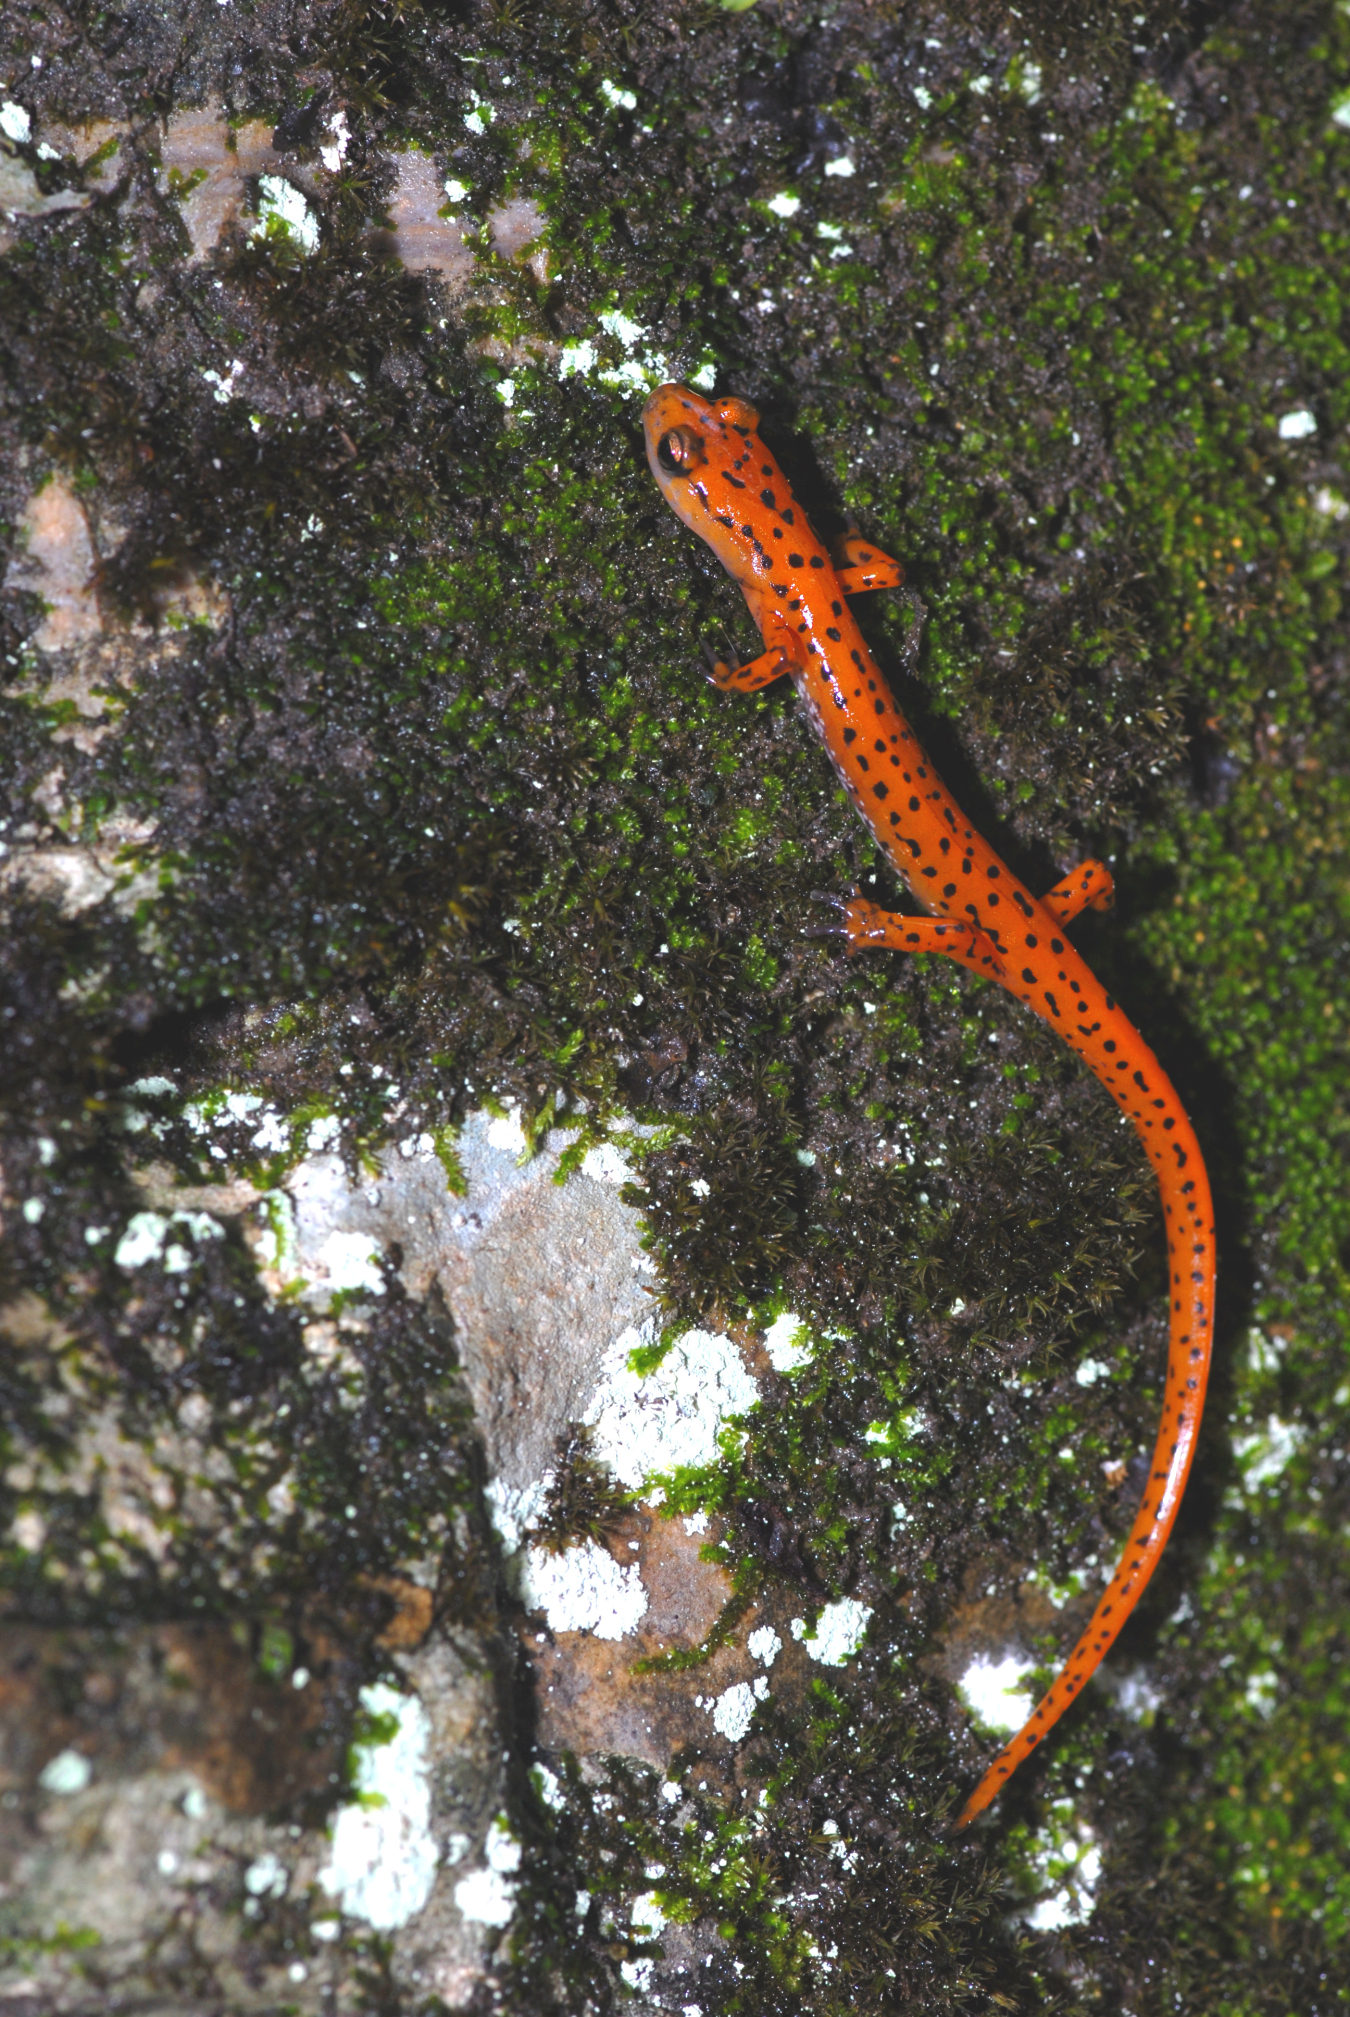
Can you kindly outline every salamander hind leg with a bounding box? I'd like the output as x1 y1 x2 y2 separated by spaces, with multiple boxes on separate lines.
811 895 1006 981
705 641 791 692
829 532 906 594
1041 858 1115 924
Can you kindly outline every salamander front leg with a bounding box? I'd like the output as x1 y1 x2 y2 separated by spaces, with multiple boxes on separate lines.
703 640 791 692
1041 858 1115 924
810 894 1006 982
829 532 906 595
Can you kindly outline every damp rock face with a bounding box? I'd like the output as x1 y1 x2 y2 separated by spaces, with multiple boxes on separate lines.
4 2 1350 2014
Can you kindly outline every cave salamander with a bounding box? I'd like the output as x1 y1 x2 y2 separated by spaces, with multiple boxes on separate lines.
643 383 1216 1827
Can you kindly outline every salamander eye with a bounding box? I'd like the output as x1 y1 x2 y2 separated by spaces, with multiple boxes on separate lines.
716 396 760 429
657 427 699 472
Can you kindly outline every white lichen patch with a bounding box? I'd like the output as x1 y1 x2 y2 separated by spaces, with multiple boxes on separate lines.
38 1748 92 1794
1243 1666 1279 1717
484 1476 549 1555
747 1624 782 1667
1011 1807 1102 1931
244 1851 287 1899
585 1326 759 1489
1230 1414 1305 1492
956 1652 1036 1734
555 306 716 400
790 1598 873 1668
314 1229 385 1296
1110 1666 1163 1724
318 1683 438 1931
579 1141 631 1184
630 1889 665 1935
484 1104 528 1156
251 173 319 254
453 1816 522 1929
707 1678 769 1742
319 108 350 172
762 1310 811 1373
519 1538 648 1639
114 1209 224 1273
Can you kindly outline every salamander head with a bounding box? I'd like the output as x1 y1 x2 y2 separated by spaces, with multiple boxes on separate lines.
644 382 781 583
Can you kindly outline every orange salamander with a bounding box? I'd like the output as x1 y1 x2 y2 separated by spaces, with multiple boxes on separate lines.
643 383 1216 1827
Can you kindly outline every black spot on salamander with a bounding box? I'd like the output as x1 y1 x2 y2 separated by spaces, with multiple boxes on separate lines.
714 514 733 528
921 865 937 878
741 524 753 537
761 464 772 476
831 601 842 617
1013 890 1034 917
943 882 956 897
772 525 783 539
809 555 825 567
1024 934 1038 948
789 598 801 610
986 864 1001 879
986 893 1000 907
1045 990 1061 1016
1103 1039 1117 1052
874 700 886 716
783 507 795 525
1022 967 1037 983
851 649 864 668
889 812 901 826
788 553 804 567
873 739 886 752
843 727 857 743
826 626 841 641
908 796 921 811
760 489 775 508
725 474 747 489
1050 937 1064 954
858 756 870 771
